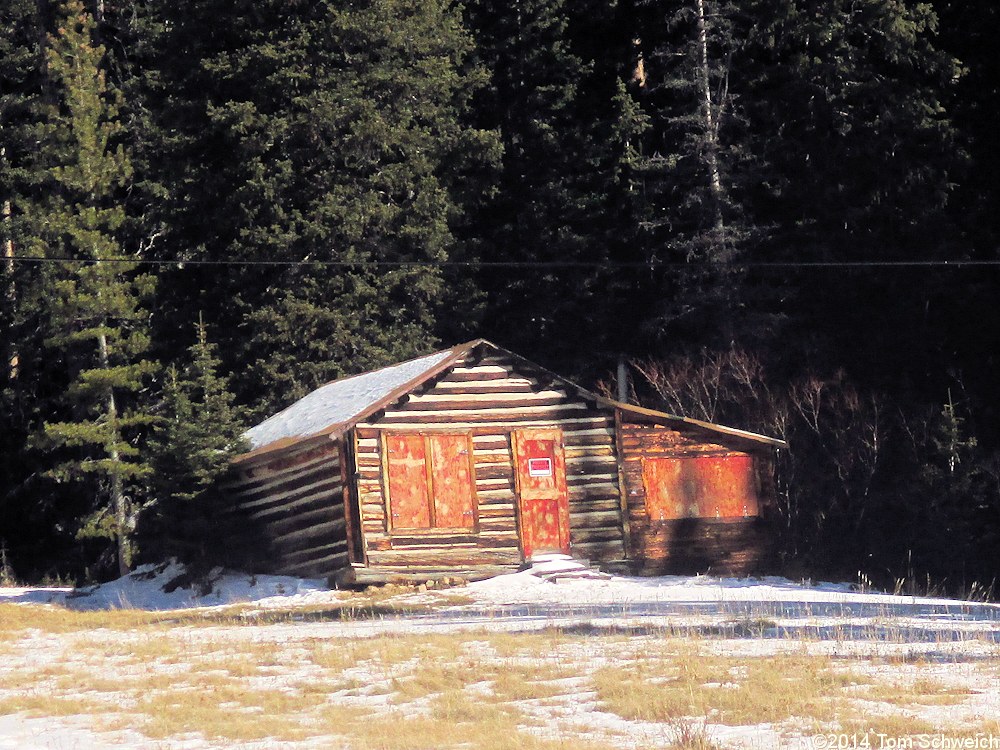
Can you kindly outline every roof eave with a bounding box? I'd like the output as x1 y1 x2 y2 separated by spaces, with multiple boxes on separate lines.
231 339 489 466
597 396 788 449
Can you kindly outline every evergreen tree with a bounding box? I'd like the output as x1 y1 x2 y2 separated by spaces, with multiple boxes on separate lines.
0 0 52 579
144 317 247 567
141 0 499 416
463 0 631 372
34 0 156 578
738 0 963 382
627 0 766 349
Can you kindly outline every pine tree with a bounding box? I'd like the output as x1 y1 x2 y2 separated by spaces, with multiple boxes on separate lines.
463 0 630 370
627 0 760 347
141 0 499 416
0 0 50 579
737 0 962 380
34 0 156 578
144 317 247 567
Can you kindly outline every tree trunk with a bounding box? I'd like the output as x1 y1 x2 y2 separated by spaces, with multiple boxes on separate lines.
694 0 724 234
2 152 17 380
98 330 129 577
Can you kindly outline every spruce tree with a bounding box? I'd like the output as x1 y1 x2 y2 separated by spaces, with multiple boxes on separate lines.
34 0 156 578
463 0 629 371
144 317 247 567
141 0 499 416
0 0 46 572
627 0 761 348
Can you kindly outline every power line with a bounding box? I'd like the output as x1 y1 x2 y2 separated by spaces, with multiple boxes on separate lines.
6 255 1000 269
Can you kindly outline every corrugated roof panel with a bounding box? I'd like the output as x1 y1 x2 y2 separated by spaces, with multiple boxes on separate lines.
245 349 455 450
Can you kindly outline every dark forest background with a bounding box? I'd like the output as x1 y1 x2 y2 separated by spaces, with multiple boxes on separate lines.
2 0 999 590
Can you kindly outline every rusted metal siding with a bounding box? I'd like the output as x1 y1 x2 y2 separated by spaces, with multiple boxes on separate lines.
641 454 759 520
350 351 626 579
222 442 348 578
620 421 774 575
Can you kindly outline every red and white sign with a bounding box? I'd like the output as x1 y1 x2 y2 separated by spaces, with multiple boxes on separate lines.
527 458 553 477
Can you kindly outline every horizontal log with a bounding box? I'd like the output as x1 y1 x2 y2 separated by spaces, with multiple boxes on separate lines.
234 444 339 481
278 552 350 579
279 538 348 565
473 452 510 465
472 436 509 450
356 419 612 437
241 480 344 519
566 475 619 489
433 380 536 394
403 390 568 408
388 534 519 550
377 405 590 425
439 369 509 382
450 364 509 376
334 565 516 587
253 507 345 540
571 540 626 562
568 497 623 515
476 489 515 502
570 526 623 544
565 509 622 529
475 464 514 481
476 503 516 516
564 457 618 475
365 548 522 567
269 518 347 549
563 445 615 460
224 454 339 499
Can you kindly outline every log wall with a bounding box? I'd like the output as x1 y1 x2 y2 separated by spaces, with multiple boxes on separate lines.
351 352 626 577
223 441 349 578
619 422 774 575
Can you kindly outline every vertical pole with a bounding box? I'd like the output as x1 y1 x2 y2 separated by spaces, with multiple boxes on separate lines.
617 355 629 404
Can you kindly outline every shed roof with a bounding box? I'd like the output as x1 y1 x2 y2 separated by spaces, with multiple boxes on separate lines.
235 339 785 464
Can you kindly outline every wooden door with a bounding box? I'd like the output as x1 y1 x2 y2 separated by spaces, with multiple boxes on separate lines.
385 433 431 528
512 428 570 559
427 433 476 529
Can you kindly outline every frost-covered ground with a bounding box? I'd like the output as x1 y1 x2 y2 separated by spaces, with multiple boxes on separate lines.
2 559 1000 749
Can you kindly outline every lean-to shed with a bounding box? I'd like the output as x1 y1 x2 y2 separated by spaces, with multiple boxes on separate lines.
223 340 785 585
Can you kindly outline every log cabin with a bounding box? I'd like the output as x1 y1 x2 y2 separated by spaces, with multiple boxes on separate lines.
222 340 786 586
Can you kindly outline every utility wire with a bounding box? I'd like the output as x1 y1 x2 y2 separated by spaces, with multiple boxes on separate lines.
6 255 1000 269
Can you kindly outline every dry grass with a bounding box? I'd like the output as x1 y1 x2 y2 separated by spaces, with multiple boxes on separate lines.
840 715 942 738
0 605 996 749
0 693 108 717
594 651 871 725
860 676 976 707
137 684 324 741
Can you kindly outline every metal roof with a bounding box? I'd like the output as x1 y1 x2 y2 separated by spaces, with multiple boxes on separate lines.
245 349 456 451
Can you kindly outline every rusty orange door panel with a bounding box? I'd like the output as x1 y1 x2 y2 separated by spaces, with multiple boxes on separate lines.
428 433 476 529
385 433 431 528
513 429 570 558
641 458 692 520
642 454 759 520
698 455 759 517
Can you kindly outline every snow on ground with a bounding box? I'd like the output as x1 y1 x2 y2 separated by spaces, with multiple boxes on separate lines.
3 560 1000 750
0 560 335 611
5 554 996 615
